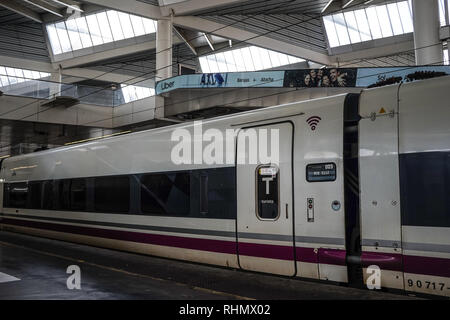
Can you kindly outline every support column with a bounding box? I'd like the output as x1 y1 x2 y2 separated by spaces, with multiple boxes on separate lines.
49 67 62 97
412 0 443 65
155 18 173 82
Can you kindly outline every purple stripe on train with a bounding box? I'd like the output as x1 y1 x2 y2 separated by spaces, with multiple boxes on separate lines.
361 251 403 272
3 218 449 279
2 218 236 255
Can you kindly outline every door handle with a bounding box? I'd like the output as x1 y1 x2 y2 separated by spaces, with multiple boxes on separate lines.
285 203 288 219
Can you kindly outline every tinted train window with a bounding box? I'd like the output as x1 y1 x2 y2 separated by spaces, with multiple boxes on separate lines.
400 152 450 227
94 176 130 213
6 182 28 208
256 165 279 219
200 168 236 219
56 180 71 210
141 172 190 216
42 181 54 209
28 181 42 209
70 178 86 211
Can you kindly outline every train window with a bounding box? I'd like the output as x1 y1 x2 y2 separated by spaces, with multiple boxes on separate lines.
141 172 190 216
42 181 54 210
94 176 130 213
56 180 71 210
70 178 86 211
202 168 236 219
7 182 28 208
28 181 43 209
256 165 279 220
200 174 208 215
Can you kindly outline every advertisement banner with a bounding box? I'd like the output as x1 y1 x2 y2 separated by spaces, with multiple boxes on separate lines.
155 71 285 94
155 66 450 95
356 66 450 87
283 68 358 88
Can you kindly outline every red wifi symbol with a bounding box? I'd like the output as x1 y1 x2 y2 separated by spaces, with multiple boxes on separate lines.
306 116 321 131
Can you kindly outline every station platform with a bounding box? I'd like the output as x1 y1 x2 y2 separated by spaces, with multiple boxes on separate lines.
0 230 420 300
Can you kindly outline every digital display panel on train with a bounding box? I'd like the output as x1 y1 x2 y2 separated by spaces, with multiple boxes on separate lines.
306 163 336 182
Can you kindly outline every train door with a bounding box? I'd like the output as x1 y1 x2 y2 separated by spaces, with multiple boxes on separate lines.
359 85 404 290
236 122 295 276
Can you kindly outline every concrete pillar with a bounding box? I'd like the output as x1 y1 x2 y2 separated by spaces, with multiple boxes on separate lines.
49 67 62 97
412 0 443 65
155 19 173 82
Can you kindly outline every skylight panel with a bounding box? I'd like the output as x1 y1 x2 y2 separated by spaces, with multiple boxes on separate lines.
130 15 146 37
323 15 340 47
199 46 304 73
439 0 446 26
96 12 114 44
323 1 415 48
232 49 246 71
333 13 351 45
142 18 156 34
365 7 383 39
397 1 413 32
66 19 83 51
74 17 93 48
387 3 404 35
376 5 393 37
224 51 238 71
199 57 211 73
0 66 50 87
241 47 255 71
46 24 63 55
118 12 135 38
354 9 372 41
206 55 219 72
46 10 157 55
107 11 125 41
85 15 104 46
250 46 264 70
344 11 361 44
55 22 72 53
121 85 154 103
215 52 229 72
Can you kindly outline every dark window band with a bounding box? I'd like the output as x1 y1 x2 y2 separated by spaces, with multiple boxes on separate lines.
3 167 236 220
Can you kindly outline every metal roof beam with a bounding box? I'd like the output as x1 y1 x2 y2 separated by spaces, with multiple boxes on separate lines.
48 0 83 12
0 0 42 23
159 0 243 16
173 27 198 56
173 15 332 65
22 0 64 17
80 0 162 20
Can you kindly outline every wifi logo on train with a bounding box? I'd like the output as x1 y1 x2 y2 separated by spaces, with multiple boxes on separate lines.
306 116 321 131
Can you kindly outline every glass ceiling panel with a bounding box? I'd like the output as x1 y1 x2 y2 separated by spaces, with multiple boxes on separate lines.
354 9 371 41
0 66 50 88
96 12 114 44
398 1 414 33
323 1 414 48
74 17 93 48
46 10 157 55
85 15 103 46
121 85 155 104
387 3 404 35
333 13 351 45
199 46 304 73
65 19 83 51
376 5 393 37
344 11 361 44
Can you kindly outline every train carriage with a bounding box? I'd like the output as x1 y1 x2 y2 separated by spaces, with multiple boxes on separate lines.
0 75 449 297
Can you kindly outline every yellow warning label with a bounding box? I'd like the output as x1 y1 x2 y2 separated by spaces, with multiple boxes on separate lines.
379 107 386 114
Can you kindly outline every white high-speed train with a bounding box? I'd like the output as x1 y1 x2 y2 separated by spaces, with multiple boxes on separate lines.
0 75 449 297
